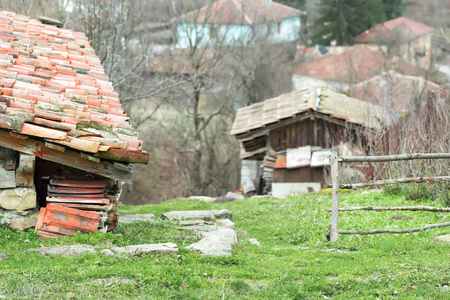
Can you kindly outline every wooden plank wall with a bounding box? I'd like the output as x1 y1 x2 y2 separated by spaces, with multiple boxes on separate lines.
270 118 344 185
269 118 342 151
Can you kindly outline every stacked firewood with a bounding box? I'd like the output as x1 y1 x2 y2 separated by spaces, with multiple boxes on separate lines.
262 155 275 194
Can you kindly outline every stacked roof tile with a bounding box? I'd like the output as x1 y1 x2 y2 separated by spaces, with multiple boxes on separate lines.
0 10 148 164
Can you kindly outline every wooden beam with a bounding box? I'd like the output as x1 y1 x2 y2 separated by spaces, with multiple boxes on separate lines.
326 222 450 235
326 206 450 213
339 153 450 163
329 151 339 242
328 176 450 189
0 129 132 183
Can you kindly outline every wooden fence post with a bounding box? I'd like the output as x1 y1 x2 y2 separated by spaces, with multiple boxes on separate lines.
330 151 339 242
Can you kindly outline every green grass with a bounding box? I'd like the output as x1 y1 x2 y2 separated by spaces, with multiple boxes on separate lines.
1 190 449 299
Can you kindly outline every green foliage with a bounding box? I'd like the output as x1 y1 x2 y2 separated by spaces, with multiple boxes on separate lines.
362 0 386 29
382 0 406 20
1 192 449 298
274 0 306 10
312 0 388 45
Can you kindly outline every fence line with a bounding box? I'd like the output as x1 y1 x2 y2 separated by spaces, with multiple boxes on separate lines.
327 152 450 242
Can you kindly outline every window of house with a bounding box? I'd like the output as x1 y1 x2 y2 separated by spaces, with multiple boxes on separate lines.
277 21 281 34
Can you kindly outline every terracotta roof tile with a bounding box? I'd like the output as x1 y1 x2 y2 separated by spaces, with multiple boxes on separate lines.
0 10 148 164
291 47 425 83
354 17 433 44
175 0 305 25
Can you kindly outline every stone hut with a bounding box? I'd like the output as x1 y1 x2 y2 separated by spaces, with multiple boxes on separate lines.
0 10 149 236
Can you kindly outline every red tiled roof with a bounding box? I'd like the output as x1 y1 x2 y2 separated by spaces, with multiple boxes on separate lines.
354 17 433 44
291 47 386 82
347 71 441 112
291 47 425 83
175 0 305 25
0 10 148 165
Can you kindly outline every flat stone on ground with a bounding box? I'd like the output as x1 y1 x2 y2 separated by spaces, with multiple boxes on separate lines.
27 244 97 257
213 196 235 203
161 210 215 221
187 196 216 202
226 192 244 200
178 219 207 226
111 243 178 255
119 213 155 224
101 249 122 258
213 209 233 221
216 218 235 229
0 252 8 260
186 227 237 256
435 234 450 243
161 209 233 221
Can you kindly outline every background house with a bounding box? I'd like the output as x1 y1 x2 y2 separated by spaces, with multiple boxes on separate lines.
291 47 424 92
230 86 381 197
354 17 434 70
174 0 306 48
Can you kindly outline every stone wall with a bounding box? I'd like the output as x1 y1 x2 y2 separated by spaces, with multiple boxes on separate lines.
0 146 37 231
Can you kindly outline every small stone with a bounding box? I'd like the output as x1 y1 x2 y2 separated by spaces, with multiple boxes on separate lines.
0 252 8 260
226 192 244 201
119 213 155 224
235 230 249 240
249 238 260 246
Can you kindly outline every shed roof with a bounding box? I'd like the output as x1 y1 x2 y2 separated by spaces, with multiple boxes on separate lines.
175 0 305 25
231 86 381 136
0 10 148 179
354 17 433 44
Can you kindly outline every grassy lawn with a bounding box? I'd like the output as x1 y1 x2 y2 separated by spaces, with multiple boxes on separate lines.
0 190 449 299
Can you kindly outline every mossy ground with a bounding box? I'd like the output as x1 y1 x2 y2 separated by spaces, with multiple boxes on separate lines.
0 190 449 299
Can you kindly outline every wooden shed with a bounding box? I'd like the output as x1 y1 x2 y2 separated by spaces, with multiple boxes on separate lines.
0 10 149 236
231 86 381 197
